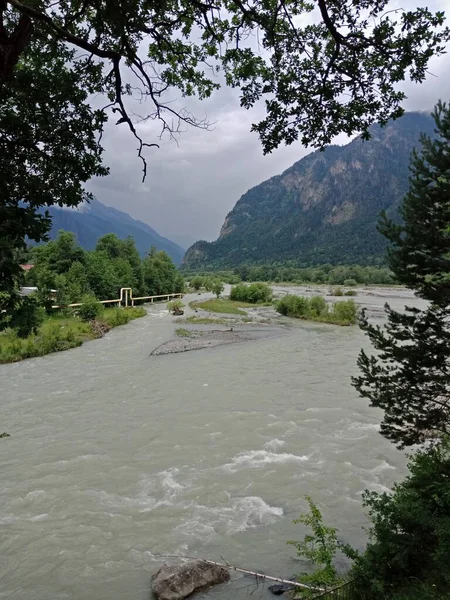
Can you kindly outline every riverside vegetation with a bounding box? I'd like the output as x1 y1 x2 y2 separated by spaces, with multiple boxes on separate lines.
285 101 450 600
0 231 184 363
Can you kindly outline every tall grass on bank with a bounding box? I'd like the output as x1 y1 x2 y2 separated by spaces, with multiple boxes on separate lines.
276 295 358 325
0 307 146 364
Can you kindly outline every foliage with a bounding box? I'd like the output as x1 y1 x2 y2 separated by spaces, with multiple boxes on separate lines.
0 308 145 364
190 276 204 291
191 299 247 315
77 295 103 322
167 299 185 312
0 318 91 363
230 283 273 304
2 1 448 291
102 307 146 327
182 115 439 270
351 441 450 599
276 295 358 325
353 102 450 448
344 290 357 297
288 497 357 596
379 101 450 308
175 328 193 338
211 280 225 298
26 232 182 305
9 295 45 338
332 287 344 296
184 264 396 286
343 279 357 287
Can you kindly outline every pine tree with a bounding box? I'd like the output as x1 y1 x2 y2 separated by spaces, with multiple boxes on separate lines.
352 101 450 448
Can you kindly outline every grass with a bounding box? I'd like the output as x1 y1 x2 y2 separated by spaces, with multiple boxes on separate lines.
175 327 194 337
0 306 146 364
189 298 262 315
184 316 230 325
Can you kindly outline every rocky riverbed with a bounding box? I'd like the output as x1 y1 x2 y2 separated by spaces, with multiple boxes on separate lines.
151 326 281 355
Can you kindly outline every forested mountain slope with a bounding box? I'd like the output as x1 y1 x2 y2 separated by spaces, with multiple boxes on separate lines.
184 113 435 268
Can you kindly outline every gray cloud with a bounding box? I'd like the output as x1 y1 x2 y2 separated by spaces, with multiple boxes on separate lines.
86 2 450 249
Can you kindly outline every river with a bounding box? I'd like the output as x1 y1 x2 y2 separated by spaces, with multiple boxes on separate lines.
0 287 425 600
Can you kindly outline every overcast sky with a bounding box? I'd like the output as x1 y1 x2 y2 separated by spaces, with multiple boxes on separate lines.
86 1 450 250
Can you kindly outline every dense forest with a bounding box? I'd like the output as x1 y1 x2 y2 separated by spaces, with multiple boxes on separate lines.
184 113 435 270
24 231 185 305
184 263 396 286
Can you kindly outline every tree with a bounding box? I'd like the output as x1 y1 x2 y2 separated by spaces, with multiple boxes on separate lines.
211 280 224 298
352 101 450 448
351 440 450 599
1 0 449 293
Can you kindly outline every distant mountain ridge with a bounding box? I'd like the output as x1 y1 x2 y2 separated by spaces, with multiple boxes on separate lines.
45 197 185 264
183 112 435 269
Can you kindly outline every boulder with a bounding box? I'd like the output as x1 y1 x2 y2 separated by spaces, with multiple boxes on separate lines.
151 560 230 600
268 583 296 595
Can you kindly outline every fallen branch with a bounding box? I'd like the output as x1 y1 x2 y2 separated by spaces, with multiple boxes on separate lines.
153 554 325 592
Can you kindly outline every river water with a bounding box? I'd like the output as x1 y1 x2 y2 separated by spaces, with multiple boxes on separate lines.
0 287 425 600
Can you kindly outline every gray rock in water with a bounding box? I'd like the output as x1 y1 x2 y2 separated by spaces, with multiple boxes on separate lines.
268 583 296 595
151 560 230 600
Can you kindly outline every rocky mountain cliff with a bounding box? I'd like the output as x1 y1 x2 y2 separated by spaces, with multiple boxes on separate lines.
45 197 185 264
184 112 434 268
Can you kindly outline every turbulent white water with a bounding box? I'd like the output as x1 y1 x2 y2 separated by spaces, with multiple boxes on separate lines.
0 288 424 599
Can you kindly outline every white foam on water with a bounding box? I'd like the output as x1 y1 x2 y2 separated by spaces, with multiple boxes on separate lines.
85 489 160 513
370 460 396 474
158 468 184 500
221 450 308 472
349 422 380 432
264 439 285 451
175 495 284 541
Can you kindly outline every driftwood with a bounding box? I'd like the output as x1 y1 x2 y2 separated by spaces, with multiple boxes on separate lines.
153 555 325 593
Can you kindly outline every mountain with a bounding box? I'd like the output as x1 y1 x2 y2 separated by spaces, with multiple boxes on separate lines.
45 197 185 264
183 112 435 269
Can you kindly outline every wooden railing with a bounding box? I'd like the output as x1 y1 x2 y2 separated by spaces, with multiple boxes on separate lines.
51 288 183 310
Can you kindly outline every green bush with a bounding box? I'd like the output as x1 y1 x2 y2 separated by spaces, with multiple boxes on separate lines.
276 295 310 317
309 295 327 316
351 440 450 599
276 295 357 325
230 282 272 303
343 278 357 286
211 280 224 298
10 296 45 338
190 276 204 290
77 295 103 321
167 299 185 312
102 306 146 327
330 300 358 324
331 287 344 296
344 289 357 296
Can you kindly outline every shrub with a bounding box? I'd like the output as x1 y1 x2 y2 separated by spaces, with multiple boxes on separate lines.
331 287 344 296
276 295 310 317
190 276 204 291
343 278 357 286
102 306 146 327
351 441 450 599
330 300 358 324
77 295 103 321
276 295 358 325
344 289 357 296
230 282 272 303
288 496 357 596
10 296 45 338
211 280 224 298
309 296 327 316
167 299 184 312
